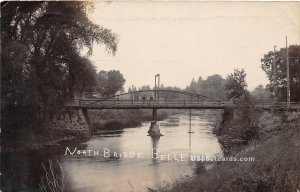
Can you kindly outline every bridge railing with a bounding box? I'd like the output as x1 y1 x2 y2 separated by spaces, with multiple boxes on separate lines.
253 101 300 109
64 99 80 107
64 99 300 110
77 99 233 108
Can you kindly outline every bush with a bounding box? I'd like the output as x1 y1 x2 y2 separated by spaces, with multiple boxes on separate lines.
232 94 262 142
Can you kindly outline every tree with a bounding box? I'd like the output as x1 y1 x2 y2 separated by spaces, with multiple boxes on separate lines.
139 85 151 91
201 74 227 100
97 70 109 95
1 2 118 138
185 74 227 100
128 85 138 99
224 69 261 141
251 85 272 101
96 70 125 97
159 86 182 100
231 94 261 142
105 70 126 96
261 45 300 102
225 69 248 100
70 56 98 98
137 85 152 99
186 78 198 93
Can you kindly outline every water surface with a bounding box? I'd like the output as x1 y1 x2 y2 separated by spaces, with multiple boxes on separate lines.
2 110 222 192
63 110 222 191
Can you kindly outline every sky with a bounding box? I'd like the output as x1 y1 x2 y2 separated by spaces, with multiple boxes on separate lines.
87 1 300 91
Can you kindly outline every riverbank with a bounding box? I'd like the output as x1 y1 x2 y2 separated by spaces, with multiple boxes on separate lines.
1 129 90 153
157 110 300 192
1 109 172 152
1 108 93 152
89 109 175 132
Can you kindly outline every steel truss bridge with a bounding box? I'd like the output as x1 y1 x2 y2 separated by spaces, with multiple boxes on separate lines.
65 89 300 111
64 89 300 135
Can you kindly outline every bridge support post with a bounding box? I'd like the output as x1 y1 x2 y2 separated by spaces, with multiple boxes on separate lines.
80 109 92 135
188 108 194 133
152 108 158 122
148 108 162 137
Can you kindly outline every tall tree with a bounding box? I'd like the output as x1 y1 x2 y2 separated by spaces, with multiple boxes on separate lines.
1 2 118 137
71 57 98 97
201 74 227 100
261 45 300 102
186 78 198 93
128 85 138 99
225 69 248 100
139 85 151 91
105 70 126 96
96 70 125 97
97 70 109 95
185 74 227 100
159 86 182 100
225 69 259 142
251 85 272 101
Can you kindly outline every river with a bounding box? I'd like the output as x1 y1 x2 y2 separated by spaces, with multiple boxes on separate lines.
2 110 223 192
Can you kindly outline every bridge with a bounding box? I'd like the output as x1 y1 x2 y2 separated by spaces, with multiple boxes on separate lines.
65 89 300 110
65 89 300 136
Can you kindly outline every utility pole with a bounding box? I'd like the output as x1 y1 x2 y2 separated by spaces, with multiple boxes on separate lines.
154 74 160 101
286 36 290 108
157 74 160 102
273 45 277 100
154 76 156 100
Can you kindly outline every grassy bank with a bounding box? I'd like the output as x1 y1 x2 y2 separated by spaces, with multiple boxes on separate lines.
2 109 172 151
1 129 89 152
88 109 169 131
157 110 300 192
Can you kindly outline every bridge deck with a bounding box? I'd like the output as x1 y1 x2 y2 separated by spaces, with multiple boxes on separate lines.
65 99 300 110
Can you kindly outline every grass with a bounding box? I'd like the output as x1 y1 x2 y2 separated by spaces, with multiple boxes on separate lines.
39 159 69 192
156 111 300 192
88 109 168 131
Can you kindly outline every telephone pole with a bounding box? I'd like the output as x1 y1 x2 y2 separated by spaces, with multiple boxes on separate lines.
154 74 160 101
273 45 277 100
286 36 290 108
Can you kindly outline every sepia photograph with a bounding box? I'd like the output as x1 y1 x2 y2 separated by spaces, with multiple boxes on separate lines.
1 1 300 192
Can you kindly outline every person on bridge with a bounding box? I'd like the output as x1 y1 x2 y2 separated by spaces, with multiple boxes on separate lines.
142 95 146 104
149 95 153 104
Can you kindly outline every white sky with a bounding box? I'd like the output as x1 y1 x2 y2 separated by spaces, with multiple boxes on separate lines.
88 1 300 91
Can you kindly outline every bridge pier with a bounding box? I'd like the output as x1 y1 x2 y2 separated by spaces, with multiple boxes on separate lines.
79 108 92 135
148 108 162 137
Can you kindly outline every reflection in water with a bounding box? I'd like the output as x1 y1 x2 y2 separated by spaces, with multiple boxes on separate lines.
2 110 223 192
150 136 161 188
151 136 160 164
189 133 192 160
187 133 195 166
